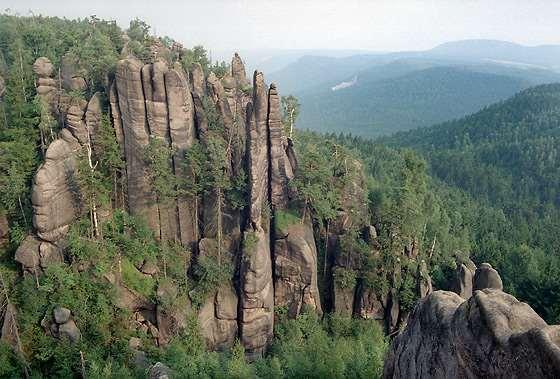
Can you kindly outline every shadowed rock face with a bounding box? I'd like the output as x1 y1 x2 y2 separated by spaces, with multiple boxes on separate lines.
384 264 560 379
268 83 294 210
165 64 198 249
451 260 475 299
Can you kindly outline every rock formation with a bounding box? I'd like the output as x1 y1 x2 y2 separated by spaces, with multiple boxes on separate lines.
239 71 274 359
42 307 81 343
11 49 435 360
450 258 476 298
384 263 560 378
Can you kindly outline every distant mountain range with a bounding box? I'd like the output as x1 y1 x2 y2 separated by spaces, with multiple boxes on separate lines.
264 40 560 137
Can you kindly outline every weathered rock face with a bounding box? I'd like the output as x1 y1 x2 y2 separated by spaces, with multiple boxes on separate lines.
114 57 161 234
165 64 197 249
1 304 18 347
61 55 87 91
274 219 322 316
33 57 59 115
232 53 249 87
417 260 432 298
0 213 8 248
473 262 503 291
198 285 238 351
31 129 81 243
268 83 294 209
384 264 560 379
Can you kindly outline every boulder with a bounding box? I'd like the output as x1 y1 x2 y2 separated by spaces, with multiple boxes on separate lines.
58 319 81 343
53 306 71 324
473 262 503 291
33 57 55 77
149 362 171 379
384 288 560 378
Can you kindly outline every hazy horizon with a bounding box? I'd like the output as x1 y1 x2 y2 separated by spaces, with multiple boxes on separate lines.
2 0 560 53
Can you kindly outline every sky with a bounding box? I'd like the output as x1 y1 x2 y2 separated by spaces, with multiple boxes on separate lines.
2 0 560 52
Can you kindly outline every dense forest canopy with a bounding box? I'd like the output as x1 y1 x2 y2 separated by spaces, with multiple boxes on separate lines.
383 84 560 322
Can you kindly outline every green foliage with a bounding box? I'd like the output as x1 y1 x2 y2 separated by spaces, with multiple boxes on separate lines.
210 61 230 78
181 45 211 73
242 231 259 253
121 258 156 299
274 209 300 234
333 267 357 289
260 310 387 378
0 341 25 378
144 136 178 204
190 253 234 309
292 136 351 225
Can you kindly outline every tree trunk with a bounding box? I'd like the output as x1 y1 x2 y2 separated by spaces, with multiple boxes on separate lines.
323 221 329 277
18 196 27 228
217 188 222 266
85 140 99 237
0 272 31 378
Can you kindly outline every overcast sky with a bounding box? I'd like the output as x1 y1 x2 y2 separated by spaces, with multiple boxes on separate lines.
3 0 560 52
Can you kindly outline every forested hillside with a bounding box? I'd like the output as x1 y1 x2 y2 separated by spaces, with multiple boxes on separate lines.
384 84 560 322
269 40 560 137
298 66 531 136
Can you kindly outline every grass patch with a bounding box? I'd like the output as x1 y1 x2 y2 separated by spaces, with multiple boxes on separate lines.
121 258 156 299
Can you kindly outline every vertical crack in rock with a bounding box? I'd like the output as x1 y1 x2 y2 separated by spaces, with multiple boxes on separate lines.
165 63 198 249
115 58 160 234
141 60 178 242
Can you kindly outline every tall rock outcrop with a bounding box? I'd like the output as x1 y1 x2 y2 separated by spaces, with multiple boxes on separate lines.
114 57 161 235
384 263 560 378
239 71 274 360
164 64 198 249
